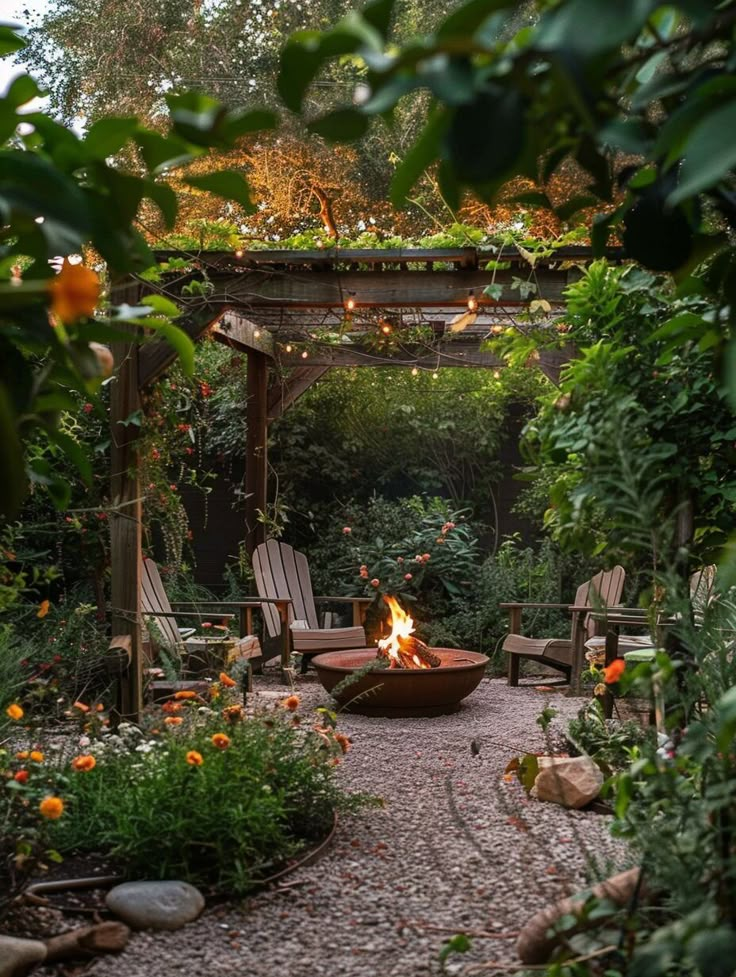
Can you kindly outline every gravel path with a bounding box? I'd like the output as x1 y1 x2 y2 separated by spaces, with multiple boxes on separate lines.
41 676 629 977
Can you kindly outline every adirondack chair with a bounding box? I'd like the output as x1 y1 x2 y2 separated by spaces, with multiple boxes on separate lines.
584 564 719 658
501 566 626 687
253 540 371 673
141 558 263 683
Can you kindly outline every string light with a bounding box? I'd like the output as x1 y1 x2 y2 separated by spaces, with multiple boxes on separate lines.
234 249 244 259
432 371 439 380
253 329 261 339
380 322 392 335
301 350 309 359
467 292 478 312
493 369 501 380
285 344 293 353
346 295 356 311
411 367 419 376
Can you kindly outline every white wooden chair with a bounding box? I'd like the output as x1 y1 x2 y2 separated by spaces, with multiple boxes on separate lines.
501 566 626 686
253 540 371 673
141 558 263 682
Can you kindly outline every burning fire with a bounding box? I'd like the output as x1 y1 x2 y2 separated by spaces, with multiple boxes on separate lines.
377 596 440 669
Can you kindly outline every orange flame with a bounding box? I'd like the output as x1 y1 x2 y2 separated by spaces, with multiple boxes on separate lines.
377 595 430 668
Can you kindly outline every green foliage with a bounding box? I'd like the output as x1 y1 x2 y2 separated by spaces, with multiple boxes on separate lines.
424 536 599 660
520 261 735 565
51 702 360 895
270 364 546 539
0 26 276 522
568 700 652 774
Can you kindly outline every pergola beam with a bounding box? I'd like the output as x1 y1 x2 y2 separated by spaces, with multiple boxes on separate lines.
288 342 504 369
191 268 574 309
214 312 275 357
268 367 329 422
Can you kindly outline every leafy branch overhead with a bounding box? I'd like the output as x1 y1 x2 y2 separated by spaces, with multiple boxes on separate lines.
0 25 276 521
278 0 736 281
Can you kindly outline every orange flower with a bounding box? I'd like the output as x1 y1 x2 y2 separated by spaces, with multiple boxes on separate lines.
219 672 237 688
223 705 244 723
71 754 96 772
603 658 626 684
282 695 300 712
48 259 100 323
73 701 90 713
186 750 203 766
15 751 29 761
162 701 183 714
14 770 29 784
39 796 65 820
6 704 23 721
211 732 231 750
174 690 197 700
334 733 351 755
37 599 50 619
164 716 183 726
30 751 44 764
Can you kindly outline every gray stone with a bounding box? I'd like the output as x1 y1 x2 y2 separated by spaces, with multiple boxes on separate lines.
105 880 205 931
0 935 47 977
534 755 604 809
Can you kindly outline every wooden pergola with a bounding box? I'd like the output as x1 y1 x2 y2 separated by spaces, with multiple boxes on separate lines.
108 245 618 719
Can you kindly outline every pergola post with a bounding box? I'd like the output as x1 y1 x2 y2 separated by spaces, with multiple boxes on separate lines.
110 331 144 722
245 350 269 557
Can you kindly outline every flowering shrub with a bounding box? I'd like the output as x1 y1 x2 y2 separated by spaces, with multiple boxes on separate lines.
324 497 481 628
47 687 362 896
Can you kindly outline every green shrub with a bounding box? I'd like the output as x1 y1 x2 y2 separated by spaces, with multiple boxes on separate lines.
567 699 652 773
50 696 362 895
423 537 598 663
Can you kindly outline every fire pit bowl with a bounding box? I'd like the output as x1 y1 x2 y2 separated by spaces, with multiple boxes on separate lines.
311 648 489 717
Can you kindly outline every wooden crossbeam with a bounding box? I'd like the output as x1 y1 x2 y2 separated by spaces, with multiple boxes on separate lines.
267 367 329 422
283 341 505 369
191 268 576 308
213 312 275 357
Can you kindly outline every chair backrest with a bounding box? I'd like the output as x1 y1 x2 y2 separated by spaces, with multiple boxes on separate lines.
690 565 717 625
572 565 626 639
141 558 181 648
253 540 319 638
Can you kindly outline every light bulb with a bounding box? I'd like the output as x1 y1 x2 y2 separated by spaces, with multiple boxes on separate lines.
234 249 244 259
493 370 501 380
253 329 261 339
301 350 308 359
467 293 478 312
285 344 293 353
432 372 439 380
381 323 392 335
411 367 419 376
346 296 356 311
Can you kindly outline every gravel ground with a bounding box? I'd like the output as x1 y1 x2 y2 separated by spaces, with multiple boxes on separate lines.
32 675 629 977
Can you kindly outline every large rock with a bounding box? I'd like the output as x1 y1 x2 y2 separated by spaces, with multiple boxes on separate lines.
533 755 603 809
0 935 47 977
105 880 205 931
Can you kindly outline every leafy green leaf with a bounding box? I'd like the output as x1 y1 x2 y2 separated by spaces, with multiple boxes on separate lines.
142 322 195 376
84 117 138 159
185 170 255 212
308 108 369 142
437 0 518 38
669 102 736 205
0 25 26 57
391 109 449 207
445 87 527 185
0 386 26 521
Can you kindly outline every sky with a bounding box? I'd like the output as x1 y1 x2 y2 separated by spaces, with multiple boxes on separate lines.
0 0 50 100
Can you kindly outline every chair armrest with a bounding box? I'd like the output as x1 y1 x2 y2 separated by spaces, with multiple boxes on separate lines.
145 611 235 621
313 596 372 604
171 599 293 607
499 602 571 610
